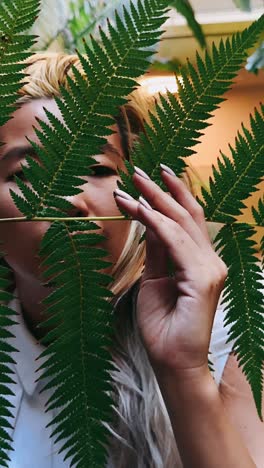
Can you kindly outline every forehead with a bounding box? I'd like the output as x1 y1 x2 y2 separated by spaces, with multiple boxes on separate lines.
0 99 59 148
0 98 124 161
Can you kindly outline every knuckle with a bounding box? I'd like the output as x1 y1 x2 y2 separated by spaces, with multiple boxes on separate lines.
218 259 228 281
190 203 205 222
148 188 161 208
196 257 228 292
211 262 228 288
178 209 191 224
195 203 205 219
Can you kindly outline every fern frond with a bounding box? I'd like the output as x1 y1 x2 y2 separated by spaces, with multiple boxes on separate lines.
0 0 40 127
199 104 264 224
117 16 264 199
0 0 40 463
10 0 170 219
35 221 116 466
0 255 19 466
215 223 264 419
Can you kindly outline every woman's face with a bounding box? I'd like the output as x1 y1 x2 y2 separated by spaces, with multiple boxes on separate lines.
0 98 131 282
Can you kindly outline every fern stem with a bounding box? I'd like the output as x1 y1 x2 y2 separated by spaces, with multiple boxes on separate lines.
0 215 129 222
0 217 263 227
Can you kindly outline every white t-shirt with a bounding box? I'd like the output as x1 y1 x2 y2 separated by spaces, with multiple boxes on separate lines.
5 287 240 467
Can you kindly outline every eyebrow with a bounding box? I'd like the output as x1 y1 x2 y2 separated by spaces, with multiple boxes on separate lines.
0 145 37 162
101 142 122 159
0 142 123 164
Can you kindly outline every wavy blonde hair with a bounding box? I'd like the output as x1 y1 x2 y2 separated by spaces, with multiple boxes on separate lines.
18 52 212 467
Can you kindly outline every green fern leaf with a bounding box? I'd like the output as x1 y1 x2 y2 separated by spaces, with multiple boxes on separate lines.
252 196 264 229
0 257 19 466
252 196 264 267
35 221 116 466
118 16 264 198
0 0 40 127
11 0 170 219
199 104 264 223
215 224 264 419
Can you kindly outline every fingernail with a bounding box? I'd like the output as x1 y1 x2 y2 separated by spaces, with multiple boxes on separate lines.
114 189 134 201
139 196 152 211
160 163 176 177
134 166 151 180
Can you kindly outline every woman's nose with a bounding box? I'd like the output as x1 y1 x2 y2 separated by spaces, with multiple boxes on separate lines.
64 192 91 218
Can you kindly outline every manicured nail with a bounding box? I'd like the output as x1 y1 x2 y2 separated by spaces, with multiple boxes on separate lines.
134 166 151 180
160 163 176 176
139 196 152 211
114 188 134 201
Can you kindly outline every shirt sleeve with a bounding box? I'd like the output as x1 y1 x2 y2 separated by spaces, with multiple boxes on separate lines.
209 301 236 386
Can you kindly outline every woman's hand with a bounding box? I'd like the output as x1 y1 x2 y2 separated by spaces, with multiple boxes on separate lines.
114 164 228 375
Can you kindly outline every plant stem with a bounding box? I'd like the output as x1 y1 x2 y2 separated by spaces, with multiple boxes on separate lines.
0 215 129 223
0 216 262 227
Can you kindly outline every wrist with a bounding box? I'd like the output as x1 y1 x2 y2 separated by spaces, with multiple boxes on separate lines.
152 363 218 401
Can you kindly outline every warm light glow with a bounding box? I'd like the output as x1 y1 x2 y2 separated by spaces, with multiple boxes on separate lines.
139 75 182 95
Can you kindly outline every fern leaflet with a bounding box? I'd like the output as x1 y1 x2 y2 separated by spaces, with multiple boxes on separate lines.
215 223 264 419
252 197 264 267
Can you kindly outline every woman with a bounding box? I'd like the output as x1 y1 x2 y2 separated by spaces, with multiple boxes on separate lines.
0 52 263 467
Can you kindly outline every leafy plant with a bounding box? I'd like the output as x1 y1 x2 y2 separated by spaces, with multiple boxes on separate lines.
66 0 122 53
0 0 263 467
233 0 252 11
246 38 264 73
28 0 206 54
30 0 70 51
233 0 264 72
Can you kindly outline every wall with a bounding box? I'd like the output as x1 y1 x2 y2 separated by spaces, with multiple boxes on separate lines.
186 69 263 251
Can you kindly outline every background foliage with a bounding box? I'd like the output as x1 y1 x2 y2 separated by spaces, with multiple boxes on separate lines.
28 0 264 73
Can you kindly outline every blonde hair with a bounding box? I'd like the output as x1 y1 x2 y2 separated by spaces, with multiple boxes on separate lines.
18 52 211 467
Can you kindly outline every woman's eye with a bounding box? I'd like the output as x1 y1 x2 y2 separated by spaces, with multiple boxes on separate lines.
90 166 116 177
7 170 27 182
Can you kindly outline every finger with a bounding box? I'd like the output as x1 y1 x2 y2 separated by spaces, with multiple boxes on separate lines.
114 190 199 271
142 227 169 281
160 166 211 243
132 169 211 250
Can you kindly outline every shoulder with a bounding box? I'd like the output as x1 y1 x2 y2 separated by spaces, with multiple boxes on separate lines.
219 352 264 467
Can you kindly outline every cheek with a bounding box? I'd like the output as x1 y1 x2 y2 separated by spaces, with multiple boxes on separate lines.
103 220 131 263
0 184 20 218
0 187 50 276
